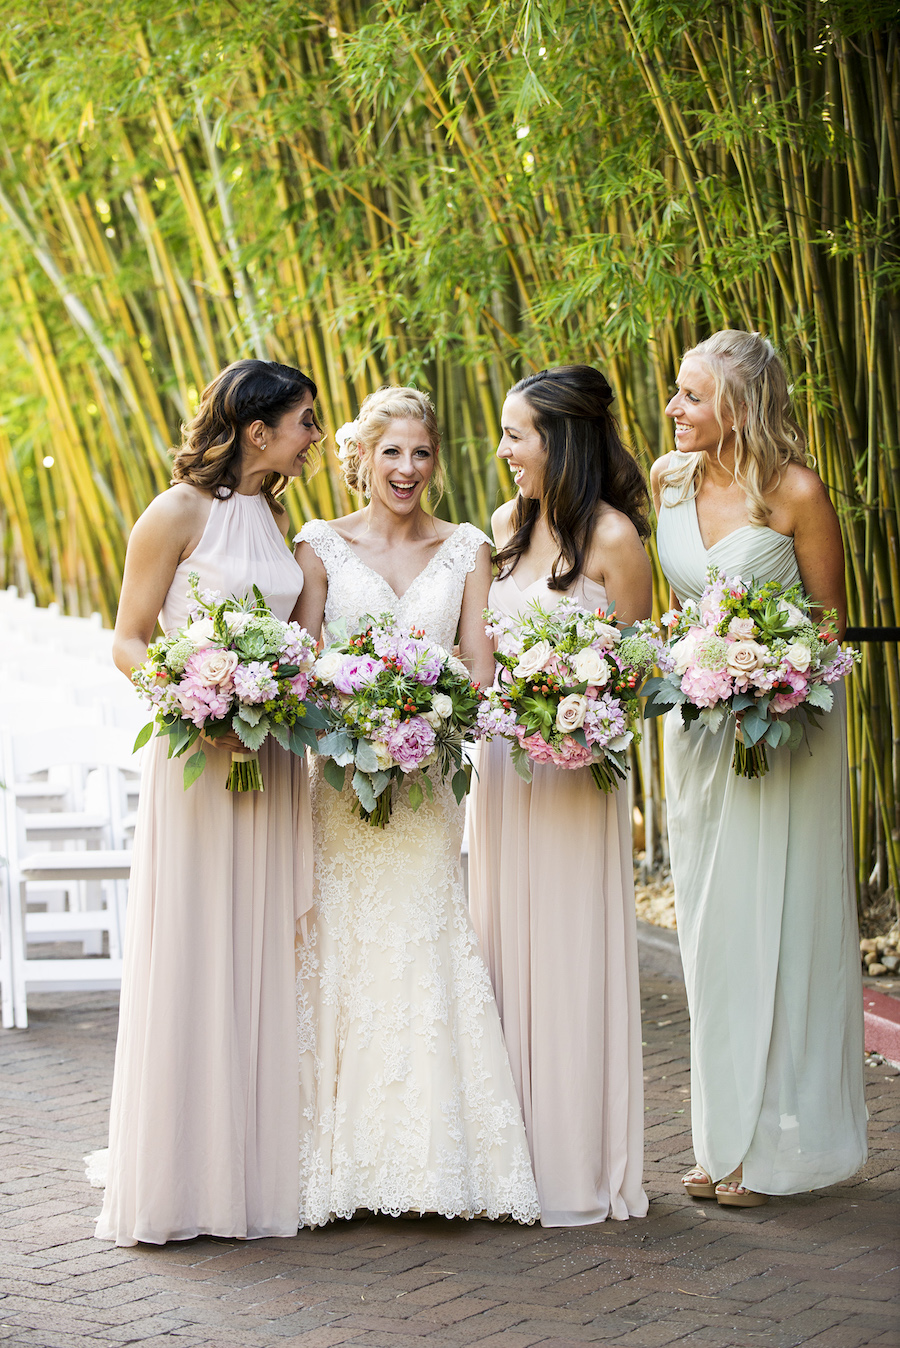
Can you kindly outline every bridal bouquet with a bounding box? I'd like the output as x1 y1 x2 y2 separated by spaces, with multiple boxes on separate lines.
132 572 324 791
639 567 859 778
311 613 483 827
477 598 653 793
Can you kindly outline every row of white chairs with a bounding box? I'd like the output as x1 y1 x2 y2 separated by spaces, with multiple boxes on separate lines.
1 588 147 1028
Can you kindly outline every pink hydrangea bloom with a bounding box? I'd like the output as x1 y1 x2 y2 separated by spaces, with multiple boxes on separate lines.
517 729 558 764
554 736 595 769
175 678 232 727
680 665 733 708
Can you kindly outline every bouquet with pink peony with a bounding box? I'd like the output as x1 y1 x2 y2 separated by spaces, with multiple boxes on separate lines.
310 613 483 827
639 568 859 778
132 572 325 790
477 598 651 793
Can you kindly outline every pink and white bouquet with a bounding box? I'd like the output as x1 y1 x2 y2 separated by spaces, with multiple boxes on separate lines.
311 613 484 827
477 598 652 793
132 572 325 791
639 568 859 778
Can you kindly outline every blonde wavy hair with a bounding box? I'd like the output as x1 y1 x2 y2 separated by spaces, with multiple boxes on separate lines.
171 359 320 511
659 330 810 525
338 386 444 504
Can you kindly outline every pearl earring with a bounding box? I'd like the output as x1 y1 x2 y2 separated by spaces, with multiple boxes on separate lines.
261 442 267 451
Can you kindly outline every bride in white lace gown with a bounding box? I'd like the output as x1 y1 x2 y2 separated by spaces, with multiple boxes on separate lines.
293 388 540 1226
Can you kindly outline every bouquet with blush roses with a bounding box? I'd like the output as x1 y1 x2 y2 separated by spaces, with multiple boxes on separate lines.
638 567 859 778
310 613 483 827
132 572 325 790
477 598 652 792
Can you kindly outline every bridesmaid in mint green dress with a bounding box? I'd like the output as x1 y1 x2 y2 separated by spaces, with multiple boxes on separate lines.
651 330 867 1208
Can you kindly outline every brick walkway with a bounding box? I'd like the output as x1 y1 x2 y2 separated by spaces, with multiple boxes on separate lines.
1 973 897 1348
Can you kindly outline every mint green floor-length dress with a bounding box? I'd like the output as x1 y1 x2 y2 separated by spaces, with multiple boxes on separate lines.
657 490 867 1194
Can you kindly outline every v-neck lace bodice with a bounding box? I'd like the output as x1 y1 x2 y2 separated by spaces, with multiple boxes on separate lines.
296 519 490 647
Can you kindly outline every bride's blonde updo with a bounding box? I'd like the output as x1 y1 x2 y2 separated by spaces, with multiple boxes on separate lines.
335 386 445 503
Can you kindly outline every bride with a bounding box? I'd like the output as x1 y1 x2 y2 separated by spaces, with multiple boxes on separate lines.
294 386 540 1226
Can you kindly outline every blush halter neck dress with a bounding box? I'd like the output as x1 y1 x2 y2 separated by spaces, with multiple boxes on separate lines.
95 490 314 1246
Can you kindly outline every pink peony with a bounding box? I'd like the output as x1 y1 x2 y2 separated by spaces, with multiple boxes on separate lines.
383 715 436 771
332 655 382 694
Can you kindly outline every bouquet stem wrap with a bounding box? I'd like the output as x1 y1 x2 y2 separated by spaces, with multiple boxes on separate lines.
732 722 769 779
227 751 264 792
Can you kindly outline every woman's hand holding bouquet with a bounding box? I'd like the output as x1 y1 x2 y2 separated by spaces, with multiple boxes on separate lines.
311 613 483 827
133 572 325 790
639 567 859 778
477 598 653 793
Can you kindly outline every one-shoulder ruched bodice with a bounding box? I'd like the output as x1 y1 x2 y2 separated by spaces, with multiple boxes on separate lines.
656 488 866 1195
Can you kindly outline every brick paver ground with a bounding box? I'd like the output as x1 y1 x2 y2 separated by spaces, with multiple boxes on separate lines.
2 973 897 1348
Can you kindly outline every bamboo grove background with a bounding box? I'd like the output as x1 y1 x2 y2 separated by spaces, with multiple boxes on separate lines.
0 0 897 913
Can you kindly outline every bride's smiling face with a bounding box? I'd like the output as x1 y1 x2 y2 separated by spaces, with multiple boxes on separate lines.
366 418 437 513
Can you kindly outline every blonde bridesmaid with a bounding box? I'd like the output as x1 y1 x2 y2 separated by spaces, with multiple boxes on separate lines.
653 330 866 1207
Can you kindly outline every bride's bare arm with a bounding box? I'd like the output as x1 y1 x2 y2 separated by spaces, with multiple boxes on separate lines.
293 542 328 641
457 541 495 689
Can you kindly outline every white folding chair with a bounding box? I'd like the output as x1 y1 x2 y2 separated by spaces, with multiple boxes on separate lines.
2 724 140 1027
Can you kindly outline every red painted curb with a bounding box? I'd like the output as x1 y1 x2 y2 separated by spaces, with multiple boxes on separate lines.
863 987 900 1065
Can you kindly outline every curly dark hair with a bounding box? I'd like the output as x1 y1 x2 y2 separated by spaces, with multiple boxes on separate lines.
171 359 320 510
495 365 650 590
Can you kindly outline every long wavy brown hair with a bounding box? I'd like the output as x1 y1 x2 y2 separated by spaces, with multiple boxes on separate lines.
495 365 650 590
171 359 320 511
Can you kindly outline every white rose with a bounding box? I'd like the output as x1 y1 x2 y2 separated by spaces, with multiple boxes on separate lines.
728 617 756 639
726 639 766 675
514 640 553 679
185 617 216 650
334 421 360 462
372 740 394 770
422 710 442 729
314 650 344 683
222 611 253 636
778 599 806 629
784 641 811 672
431 692 454 719
190 648 239 687
670 633 698 675
555 693 588 733
592 621 621 650
446 654 472 681
572 647 611 686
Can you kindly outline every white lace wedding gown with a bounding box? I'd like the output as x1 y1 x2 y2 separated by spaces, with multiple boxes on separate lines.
295 520 540 1227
